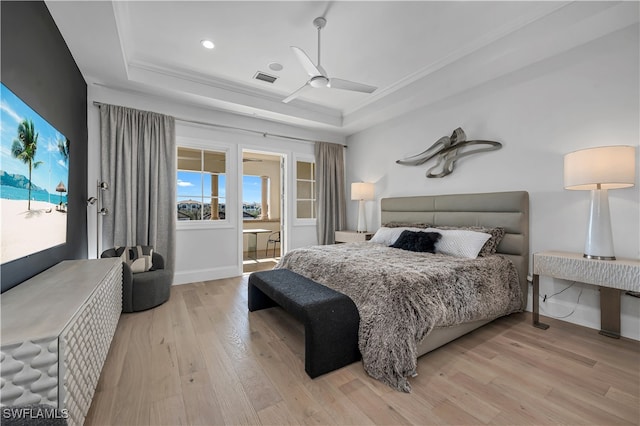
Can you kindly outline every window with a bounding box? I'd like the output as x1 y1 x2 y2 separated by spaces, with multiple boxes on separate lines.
242 175 263 220
296 160 315 219
177 147 226 221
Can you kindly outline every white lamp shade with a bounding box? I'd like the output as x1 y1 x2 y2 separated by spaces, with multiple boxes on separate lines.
564 145 636 190
351 182 375 201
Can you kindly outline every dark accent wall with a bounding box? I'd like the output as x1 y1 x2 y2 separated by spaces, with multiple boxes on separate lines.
1 1 88 292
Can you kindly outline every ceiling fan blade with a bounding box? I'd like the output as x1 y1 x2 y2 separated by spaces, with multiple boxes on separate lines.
291 46 323 77
282 82 311 104
328 78 377 93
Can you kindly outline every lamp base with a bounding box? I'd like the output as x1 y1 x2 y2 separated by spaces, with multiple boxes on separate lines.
356 200 367 233
583 253 616 261
584 188 616 261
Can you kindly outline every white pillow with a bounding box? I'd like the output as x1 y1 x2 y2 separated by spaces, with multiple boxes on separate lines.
425 228 491 259
370 227 423 246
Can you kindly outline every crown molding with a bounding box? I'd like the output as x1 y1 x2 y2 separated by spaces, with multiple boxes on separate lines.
105 0 637 136
344 1 571 117
341 1 639 134
111 1 133 80
126 60 343 128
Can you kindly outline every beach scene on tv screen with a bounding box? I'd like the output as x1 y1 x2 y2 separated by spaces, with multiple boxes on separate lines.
1 83 69 264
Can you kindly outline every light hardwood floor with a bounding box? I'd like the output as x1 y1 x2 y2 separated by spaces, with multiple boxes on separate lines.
86 276 640 425
242 257 279 274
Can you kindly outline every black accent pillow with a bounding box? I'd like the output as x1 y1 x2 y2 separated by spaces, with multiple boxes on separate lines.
390 230 441 253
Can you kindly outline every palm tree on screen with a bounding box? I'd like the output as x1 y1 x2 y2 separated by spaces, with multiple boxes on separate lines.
58 136 70 164
11 119 43 210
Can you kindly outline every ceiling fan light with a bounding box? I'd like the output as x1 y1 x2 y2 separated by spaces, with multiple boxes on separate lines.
309 75 329 88
200 39 215 49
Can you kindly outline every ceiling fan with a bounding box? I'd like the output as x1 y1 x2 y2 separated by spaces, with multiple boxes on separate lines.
282 17 377 104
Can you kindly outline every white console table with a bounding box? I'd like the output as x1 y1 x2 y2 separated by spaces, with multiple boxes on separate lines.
532 251 640 338
1 259 122 425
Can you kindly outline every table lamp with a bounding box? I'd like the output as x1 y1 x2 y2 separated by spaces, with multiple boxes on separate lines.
351 182 374 233
564 145 636 260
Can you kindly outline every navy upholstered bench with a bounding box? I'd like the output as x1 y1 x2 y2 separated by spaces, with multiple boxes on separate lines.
248 269 361 378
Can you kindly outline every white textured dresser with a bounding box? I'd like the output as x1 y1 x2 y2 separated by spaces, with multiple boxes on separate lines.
1 259 122 425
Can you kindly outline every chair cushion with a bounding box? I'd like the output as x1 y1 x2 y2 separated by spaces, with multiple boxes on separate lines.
114 245 154 273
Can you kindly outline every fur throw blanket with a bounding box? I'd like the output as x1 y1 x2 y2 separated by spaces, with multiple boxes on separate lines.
276 242 522 392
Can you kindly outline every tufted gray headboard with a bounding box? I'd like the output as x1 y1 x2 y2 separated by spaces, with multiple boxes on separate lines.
381 191 529 308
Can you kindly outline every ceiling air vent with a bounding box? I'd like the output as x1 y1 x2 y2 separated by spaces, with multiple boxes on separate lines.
253 71 278 84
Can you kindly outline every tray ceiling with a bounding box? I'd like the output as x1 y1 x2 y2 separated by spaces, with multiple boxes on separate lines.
45 1 638 135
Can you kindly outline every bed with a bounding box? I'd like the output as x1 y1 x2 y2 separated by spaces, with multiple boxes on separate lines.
275 191 529 391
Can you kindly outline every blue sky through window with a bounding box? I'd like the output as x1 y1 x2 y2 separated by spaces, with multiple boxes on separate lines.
176 173 262 204
177 171 225 202
243 175 261 204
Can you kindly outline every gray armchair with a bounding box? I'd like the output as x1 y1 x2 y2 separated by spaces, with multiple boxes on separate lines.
101 246 172 312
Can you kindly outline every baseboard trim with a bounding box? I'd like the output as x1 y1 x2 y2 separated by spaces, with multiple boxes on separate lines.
173 265 240 285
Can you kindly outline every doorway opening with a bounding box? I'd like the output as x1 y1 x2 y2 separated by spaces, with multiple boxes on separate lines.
242 150 284 274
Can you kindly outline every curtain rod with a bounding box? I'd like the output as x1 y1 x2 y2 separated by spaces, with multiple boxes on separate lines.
92 101 346 148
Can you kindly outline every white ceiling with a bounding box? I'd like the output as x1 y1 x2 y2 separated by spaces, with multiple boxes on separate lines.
45 1 638 136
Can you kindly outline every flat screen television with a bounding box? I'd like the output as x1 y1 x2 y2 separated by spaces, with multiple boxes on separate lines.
1 82 69 265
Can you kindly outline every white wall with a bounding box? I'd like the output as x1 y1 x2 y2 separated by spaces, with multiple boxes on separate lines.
86 85 343 283
345 25 639 339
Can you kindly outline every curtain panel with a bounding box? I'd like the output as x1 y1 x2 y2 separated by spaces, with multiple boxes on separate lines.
99 104 176 271
315 142 346 245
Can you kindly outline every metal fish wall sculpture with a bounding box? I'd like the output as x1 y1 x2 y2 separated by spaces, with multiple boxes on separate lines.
396 127 502 178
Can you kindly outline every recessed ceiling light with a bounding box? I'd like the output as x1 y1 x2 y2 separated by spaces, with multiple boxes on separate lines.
269 62 283 71
201 39 215 49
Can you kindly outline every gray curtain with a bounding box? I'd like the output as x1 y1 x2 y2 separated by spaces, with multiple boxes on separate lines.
315 142 346 244
99 104 176 271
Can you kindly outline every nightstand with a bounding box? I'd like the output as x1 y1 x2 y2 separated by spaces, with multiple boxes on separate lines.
334 230 374 243
532 251 640 338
